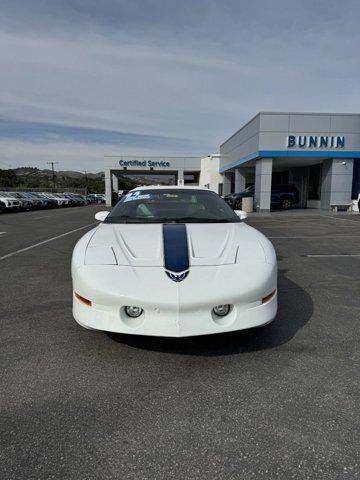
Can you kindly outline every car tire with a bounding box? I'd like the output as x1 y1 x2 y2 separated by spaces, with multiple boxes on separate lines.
281 198 292 210
0 202 5 213
235 199 242 210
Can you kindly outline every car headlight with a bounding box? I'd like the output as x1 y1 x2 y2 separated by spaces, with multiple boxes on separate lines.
213 304 231 317
124 306 143 318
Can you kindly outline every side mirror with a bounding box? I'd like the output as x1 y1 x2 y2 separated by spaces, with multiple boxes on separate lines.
235 210 247 221
95 211 110 222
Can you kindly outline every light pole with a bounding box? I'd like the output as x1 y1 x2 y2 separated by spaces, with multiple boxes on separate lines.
83 170 88 196
47 162 58 190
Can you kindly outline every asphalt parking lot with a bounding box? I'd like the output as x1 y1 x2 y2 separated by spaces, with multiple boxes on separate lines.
1 206 359 480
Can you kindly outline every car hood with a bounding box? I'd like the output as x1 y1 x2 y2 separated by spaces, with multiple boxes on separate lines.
1 196 19 201
85 223 266 267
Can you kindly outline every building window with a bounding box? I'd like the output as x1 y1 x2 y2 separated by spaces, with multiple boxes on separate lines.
308 164 321 200
184 171 200 185
230 173 235 194
352 159 360 199
272 171 289 185
218 183 223 196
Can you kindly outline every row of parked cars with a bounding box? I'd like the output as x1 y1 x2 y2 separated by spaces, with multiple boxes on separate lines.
0 192 106 213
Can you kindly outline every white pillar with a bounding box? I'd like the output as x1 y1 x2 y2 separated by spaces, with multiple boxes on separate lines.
105 169 112 206
235 168 246 192
112 174 119 193
254 158 273 212
321 158 354 209
222 173 232 195
177 170 184 186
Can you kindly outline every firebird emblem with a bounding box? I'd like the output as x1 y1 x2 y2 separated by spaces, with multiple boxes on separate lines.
165 270 189 282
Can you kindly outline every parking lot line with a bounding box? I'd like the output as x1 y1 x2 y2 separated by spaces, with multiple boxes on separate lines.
31 211 76 220
323 215 360 223
306 254 360 257
268 235 360 239
0 222 97 261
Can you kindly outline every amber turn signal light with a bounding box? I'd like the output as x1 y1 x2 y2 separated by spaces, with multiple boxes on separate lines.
74 292 92 307
262 289 276 304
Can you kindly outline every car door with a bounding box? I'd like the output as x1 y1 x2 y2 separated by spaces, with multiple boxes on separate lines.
270 187 281 205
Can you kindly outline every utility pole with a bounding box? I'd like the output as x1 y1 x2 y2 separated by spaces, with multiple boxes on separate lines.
47 162 58 190
83 170 88 196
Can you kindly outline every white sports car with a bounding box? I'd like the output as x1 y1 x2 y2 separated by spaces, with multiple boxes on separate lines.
72 186 277 337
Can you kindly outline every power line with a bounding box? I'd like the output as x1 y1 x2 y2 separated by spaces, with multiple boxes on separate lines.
83 170 88 195
47 162 58 189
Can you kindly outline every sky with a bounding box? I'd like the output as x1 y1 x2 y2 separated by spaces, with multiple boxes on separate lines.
1 0 360 172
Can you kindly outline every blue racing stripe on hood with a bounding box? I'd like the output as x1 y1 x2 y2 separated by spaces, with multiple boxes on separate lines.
162 224 189 273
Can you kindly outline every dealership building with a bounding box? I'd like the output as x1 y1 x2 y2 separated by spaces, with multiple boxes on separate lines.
105 112 360 211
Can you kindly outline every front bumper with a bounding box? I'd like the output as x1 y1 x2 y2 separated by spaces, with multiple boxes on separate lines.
72 263 277 337
8 202 21 209
73 291 277 337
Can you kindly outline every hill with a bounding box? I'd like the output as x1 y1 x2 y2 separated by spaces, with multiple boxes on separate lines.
0 167 135 193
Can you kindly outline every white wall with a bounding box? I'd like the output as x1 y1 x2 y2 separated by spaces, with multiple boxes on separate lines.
199 155 223 192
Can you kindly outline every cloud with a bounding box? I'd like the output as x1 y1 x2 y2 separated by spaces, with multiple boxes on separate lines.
0 0 360 171
0 117 199 147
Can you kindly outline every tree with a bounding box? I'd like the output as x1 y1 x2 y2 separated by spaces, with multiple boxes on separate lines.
0 169 19 187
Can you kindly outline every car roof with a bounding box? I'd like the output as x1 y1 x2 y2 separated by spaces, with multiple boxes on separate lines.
130 185 210 192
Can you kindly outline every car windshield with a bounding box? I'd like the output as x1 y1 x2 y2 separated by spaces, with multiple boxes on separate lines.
105 189 240 224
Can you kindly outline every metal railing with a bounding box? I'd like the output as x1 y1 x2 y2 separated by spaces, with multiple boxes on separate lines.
0 187 87 194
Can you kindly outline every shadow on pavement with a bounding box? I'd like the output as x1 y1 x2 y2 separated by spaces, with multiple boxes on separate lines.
106 270 313 356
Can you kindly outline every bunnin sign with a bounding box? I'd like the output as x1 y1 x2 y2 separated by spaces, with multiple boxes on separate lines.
286 135 345 149
119 159 171 168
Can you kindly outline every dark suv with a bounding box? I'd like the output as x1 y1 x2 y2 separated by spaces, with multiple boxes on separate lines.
224 184 300 210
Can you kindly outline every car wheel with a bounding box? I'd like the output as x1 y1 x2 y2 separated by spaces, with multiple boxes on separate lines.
0 202 5 213
281 198 292 210
235 199 242 210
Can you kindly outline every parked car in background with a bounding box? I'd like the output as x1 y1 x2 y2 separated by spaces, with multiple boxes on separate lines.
271 185 300 209
20 192 43 209
88 194 106 204
42 193 70 207
7 192 35 211
70 194 87 205
0 191 90 213
35 193 58 208
39 193 60 207
224 186 255 210
81 194 90 205
52 193 72 207
0 192 22 212
224 184 300 210
62 193 80 206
